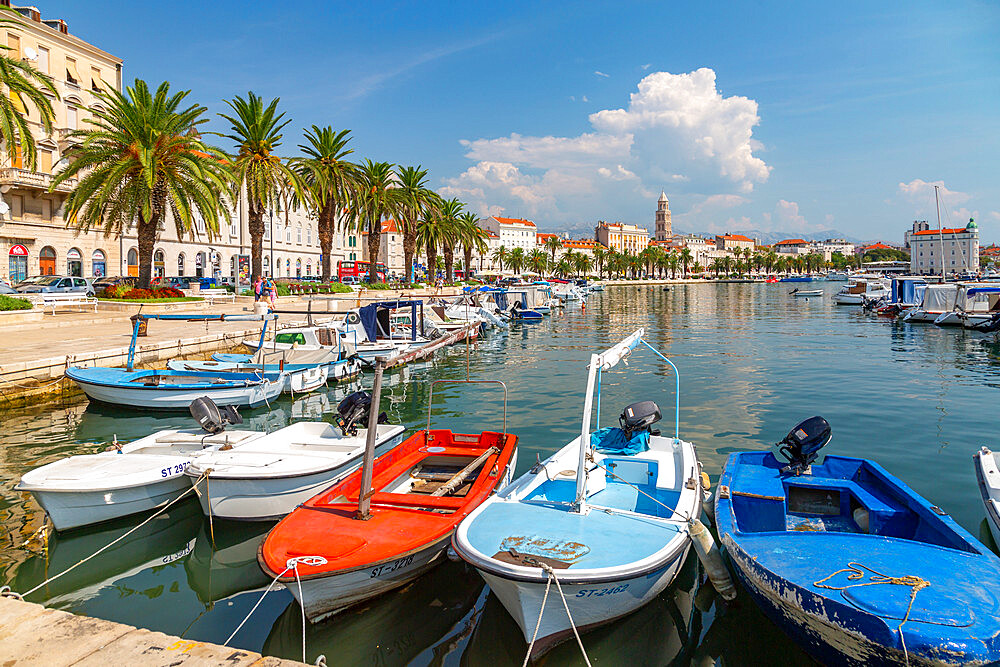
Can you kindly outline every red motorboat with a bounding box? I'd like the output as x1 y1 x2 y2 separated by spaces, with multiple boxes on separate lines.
258 364 516 622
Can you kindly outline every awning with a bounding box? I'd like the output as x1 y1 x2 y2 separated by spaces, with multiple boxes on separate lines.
66 59 81 84
9 91 25 115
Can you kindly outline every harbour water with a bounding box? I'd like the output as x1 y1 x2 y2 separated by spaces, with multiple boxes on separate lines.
3 282 1000 665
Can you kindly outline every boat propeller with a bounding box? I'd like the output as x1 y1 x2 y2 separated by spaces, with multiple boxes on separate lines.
189 396 243 434
777 416 831 476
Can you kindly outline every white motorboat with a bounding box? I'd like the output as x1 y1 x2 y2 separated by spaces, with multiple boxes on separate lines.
16 402 261 531
167 359 335 394
790 289 823 297
185 393 405 521
933 284 1000 327
974 446 1000 547
452 330 702 658
903 283 961 323
831 276 889 305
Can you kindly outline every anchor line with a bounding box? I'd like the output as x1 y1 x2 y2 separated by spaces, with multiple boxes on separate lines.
521 564 592 667
586 453 688 520
814 561 930 667
18 472 211 599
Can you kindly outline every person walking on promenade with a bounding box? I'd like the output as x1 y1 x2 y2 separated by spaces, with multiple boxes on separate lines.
264 276 277 308
253 276 263 302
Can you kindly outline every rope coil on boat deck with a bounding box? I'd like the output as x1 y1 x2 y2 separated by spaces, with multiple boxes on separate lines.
814 561 930 667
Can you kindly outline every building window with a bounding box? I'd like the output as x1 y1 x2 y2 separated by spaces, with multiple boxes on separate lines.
37 46 48 74
195 251 205 278
91 67 102 92
7 33 19 60
297 225 302 244
126 248 138 277
66 105 77 130
177 253 185 276
38 148 52 174
66 57 81 86
91 249 106 277
264 255 270 277
307 227 311 245
67 247 82 276
195 215 206 235
153 249 165 277
286 227 291 243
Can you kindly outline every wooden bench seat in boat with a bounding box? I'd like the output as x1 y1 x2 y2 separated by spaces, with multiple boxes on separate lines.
784 476 907 534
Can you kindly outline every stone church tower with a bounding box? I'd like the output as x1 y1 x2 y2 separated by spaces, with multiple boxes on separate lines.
655 191 672 241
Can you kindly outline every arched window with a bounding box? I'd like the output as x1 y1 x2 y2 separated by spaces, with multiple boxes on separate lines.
306 227 312 245
195 251 206 278
274 257 280 277
177 252 185 276
66 247 83 276
295 258 302 278
306 262 312 276
297 225 302 244
264 255 271 277
153 249 166 278
91 249 106 278
39 245 57 276
286 258 290 274
126 248 138 277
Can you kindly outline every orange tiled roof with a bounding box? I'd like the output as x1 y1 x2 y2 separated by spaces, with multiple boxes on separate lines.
720 234 754 242
912 227 969 236
562 239 599 249
863 242 894 250
776 238 808 245
536 233 559 244
361 219 400 234
494 216 536 227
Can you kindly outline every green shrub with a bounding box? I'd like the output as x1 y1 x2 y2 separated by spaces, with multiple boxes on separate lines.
0 294 32 311
275 283 291 296
363 282 391 290
327 282 353 293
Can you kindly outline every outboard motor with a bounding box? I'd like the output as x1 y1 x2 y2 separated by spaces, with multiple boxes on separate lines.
335 390 388 436
620 401 662 439
777 416 831 475
189 396 243 434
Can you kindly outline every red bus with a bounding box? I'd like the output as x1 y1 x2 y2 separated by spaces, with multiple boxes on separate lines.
338 260 387 282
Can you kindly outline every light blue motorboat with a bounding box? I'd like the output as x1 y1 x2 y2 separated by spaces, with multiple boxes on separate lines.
453 329 702 658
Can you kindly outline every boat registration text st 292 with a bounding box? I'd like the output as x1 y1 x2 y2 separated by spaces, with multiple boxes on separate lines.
575 584 629 598
371 555 414 578
161 461 192 478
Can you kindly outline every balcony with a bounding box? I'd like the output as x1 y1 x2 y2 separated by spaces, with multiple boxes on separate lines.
0 168 77 193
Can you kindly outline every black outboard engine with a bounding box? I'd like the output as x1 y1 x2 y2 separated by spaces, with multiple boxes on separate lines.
620 401 661 439
778 416 831 475
335 390 388 436
189 396 243 434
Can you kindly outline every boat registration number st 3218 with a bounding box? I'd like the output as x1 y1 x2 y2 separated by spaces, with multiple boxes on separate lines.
371 555 414 578
161 461 192 478
576 584 629 598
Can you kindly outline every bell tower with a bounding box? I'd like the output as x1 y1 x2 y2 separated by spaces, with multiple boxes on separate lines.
655 191 672 241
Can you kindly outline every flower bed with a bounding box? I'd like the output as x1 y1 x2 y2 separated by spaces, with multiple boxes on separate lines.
0 294 32 311
98 285 201 302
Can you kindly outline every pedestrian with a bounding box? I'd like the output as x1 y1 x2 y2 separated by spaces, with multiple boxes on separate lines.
253 276 262 302
265 276 277 308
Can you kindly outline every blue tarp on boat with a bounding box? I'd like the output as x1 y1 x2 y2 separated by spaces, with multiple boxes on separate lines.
590 427 650 455
358 304 379 342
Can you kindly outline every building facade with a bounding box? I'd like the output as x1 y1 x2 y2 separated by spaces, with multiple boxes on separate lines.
774 238 809 255
596 221 650 254
654 191 672 242
361 219 405 276
908 219 979 276
478 216 536 253
715 233 756 253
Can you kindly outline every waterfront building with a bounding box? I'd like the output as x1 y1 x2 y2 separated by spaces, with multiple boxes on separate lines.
908 219 979 276
0 4 122 282
774 238 809 256
561 238 600 258
715 233 756 253
809 238 855 261
654 191 672 242
595 221 650 254
360 219 405 277
535 232 559 249
678 234 727 268
478 216 536 254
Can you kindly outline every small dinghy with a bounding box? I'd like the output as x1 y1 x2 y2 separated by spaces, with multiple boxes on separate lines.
258 360 517 622
16 398 259 531
973 446 1000 546
185 391 405 521
716 417 1000 667
452 329 703 659
790 288 823 297
167 359 333 395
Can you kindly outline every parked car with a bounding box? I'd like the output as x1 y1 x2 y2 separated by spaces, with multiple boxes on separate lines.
0 283 18 295
92 276 136 292
16 275 95 297
150 276 192 289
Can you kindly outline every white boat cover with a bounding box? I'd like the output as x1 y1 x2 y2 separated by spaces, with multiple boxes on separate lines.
920 284 959 311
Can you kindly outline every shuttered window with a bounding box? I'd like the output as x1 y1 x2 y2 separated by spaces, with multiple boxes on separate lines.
39 148 52 174
7 34 20 60
66 57 80 85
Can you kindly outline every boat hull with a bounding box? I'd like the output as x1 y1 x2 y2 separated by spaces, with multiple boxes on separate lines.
27 475 192 531
66 371 281 410
281 537 450 623
190 433 403 520
480 545 690 658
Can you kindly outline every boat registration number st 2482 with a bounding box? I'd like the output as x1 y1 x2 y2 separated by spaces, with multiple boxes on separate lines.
575 584 629 598
370 555 414 578
160 461 191 478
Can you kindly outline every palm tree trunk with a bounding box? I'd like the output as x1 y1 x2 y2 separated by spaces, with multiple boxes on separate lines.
403 227 418 284
443 242 454 282
318 200 335 281
464 248 473 280
248 199 264 283
426 246 438 282
136 212 157 290
366 214 381 283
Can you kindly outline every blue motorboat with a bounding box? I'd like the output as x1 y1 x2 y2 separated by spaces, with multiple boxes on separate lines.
779 275 814 283
715 417 1000 666
453 330 703 658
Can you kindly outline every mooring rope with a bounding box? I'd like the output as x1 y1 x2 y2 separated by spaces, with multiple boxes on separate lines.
18 472 210 599
814 561 930 667
521 564 591 667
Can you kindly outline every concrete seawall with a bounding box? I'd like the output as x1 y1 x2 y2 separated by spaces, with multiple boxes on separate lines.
0 595 306 666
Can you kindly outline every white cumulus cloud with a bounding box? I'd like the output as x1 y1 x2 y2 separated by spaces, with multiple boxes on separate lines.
444 68 770 224
898 179 971 205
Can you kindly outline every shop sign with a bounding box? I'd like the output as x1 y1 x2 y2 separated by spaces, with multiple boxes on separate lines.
8 244 28 256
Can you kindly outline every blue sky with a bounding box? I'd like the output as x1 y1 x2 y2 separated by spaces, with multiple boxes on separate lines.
41 1 1000 243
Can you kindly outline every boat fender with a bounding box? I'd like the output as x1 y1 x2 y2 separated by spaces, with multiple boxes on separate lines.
446 545 460 562
688 518 737 602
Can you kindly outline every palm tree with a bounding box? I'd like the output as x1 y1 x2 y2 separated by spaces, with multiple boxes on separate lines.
667 252 680 279
593 246 607 279
574 253 592 277
0 7 57 170
544 235 563 264
710 257 723 278
679 247 693 278
218 92 302 283
350 160 403 283
395 166 437 283
415 210 446 282
527 248 548 275
436 198 463 282
507 247 526 275
491 245 508 274
692 261 703 275
561 249 576 276
293 126 356 281
555 257 573 278
457 211 487 281
54 79 230 289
